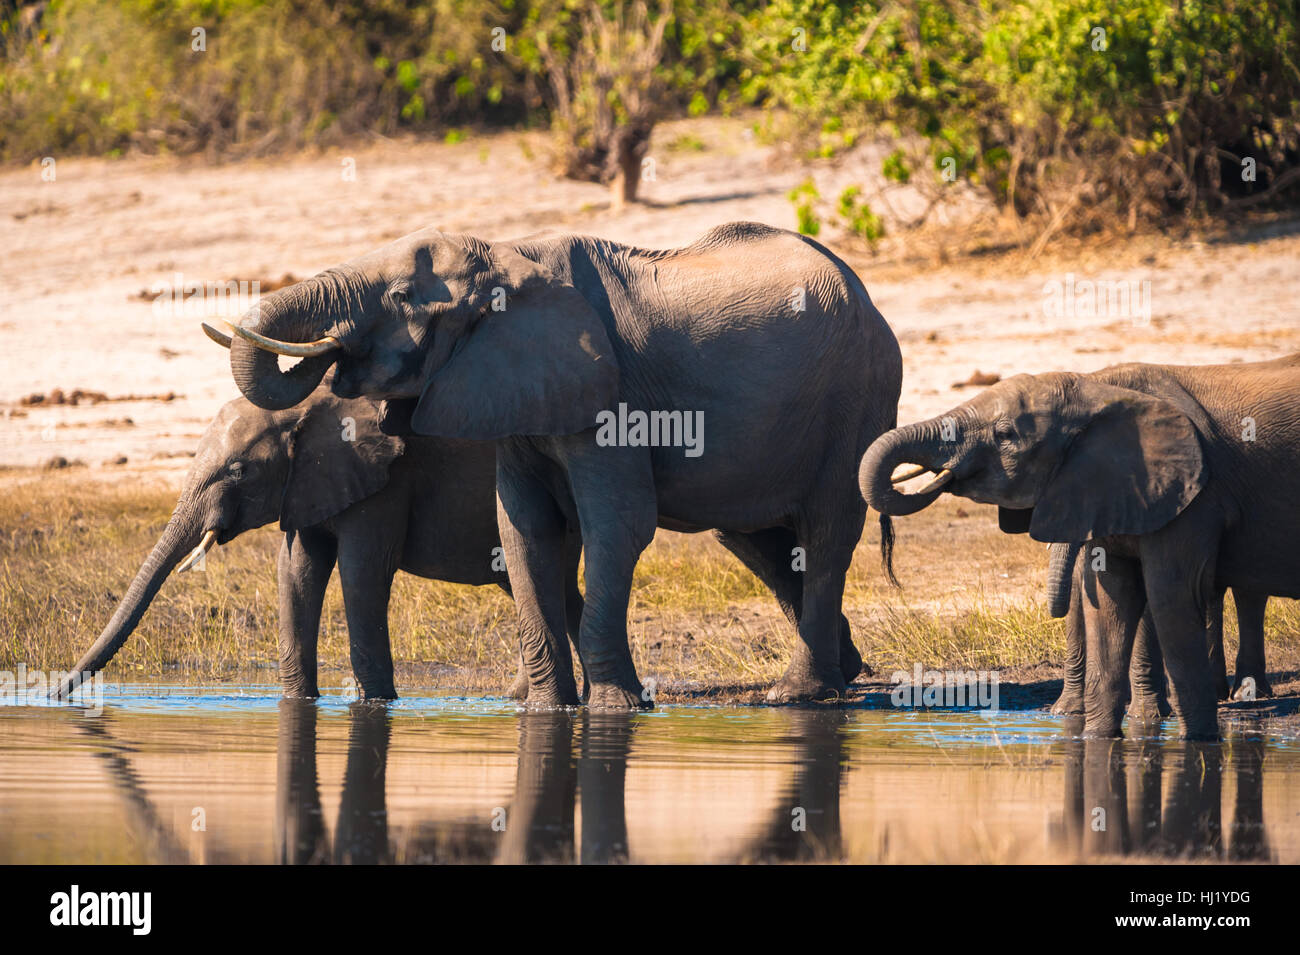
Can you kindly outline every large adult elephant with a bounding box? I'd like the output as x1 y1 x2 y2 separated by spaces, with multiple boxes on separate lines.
861 356 1300 739
54 374 583 701
220 222 903 709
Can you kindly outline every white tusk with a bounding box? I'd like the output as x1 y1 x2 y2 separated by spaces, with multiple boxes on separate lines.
177 530 218 573
226 321 340 358
890 464 930 484
916 468 954 495
201 322 233 349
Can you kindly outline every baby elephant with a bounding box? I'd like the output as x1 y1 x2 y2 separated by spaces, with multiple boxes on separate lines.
56 379 582 701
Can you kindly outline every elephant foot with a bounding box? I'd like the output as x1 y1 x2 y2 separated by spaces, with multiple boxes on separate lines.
1081 706 1125 738
1126 693 1167 725
586 681 652 712
360 686 398 702
1081 723 1124 739
839 636 864 684
1050 690 1084 716
505 670 530 701
280 684 320 700
1231 673 1273 701
765 670 848 704
522 678 581 709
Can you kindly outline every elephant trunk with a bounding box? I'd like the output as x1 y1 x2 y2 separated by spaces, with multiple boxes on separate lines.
1046 540 1083 619
53 506 207 699
859 417 956 517
229 275 343 411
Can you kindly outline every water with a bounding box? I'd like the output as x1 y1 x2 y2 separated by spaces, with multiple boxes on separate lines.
1 687 1297 864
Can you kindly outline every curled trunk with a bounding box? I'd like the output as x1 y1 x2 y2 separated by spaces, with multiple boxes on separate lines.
858 418 953 517
54 510 203 698
230 278 341 411
1046 540 1083 619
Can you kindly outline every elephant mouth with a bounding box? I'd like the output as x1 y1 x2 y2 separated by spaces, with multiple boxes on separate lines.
889 464 956 496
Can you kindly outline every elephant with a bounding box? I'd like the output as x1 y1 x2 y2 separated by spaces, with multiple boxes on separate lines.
218 221 903 710
861 355 1300 740
54 372 583 702
1047 540 1272 719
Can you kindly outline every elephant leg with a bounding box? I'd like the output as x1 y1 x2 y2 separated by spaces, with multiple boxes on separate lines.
277 528 337 699
766 514 860 703
1126 610 1170 724
1206 589 1231 701
504 529 586 701
716 527 864 685
561 527 590 700
1051 563 1086 715
498 581 532 702
1079 553 1145 738
564 448 656 712
336 532 399 701
1232 590 1272 700
496 453 580 707
1140 540 1222 741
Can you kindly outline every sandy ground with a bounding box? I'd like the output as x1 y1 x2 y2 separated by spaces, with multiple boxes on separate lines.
3 113 1298 476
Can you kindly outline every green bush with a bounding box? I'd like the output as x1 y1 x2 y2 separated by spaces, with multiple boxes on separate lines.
745 0 1300 229
0 0 752 164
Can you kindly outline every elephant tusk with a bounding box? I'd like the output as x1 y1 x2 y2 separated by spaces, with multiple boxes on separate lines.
201 322 232 349
890 464 930 484
916 468 954 495
226 322 340 358
176 530 217 573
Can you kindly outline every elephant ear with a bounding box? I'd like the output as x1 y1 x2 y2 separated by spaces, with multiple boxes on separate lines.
281 398 405 531
412 245 619 439
1028 381 1206 543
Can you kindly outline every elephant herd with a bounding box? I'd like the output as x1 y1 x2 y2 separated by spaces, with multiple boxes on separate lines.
59 222 1300 741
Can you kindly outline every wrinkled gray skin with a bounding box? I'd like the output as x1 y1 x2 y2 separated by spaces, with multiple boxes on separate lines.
225 222 903 710
1048 541 1272 719
862 356 1300 740
54 386 582 701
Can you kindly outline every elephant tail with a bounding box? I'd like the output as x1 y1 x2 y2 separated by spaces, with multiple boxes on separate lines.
879 512 899 588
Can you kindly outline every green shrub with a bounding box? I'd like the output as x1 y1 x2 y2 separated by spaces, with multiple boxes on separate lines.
745 0 1300 229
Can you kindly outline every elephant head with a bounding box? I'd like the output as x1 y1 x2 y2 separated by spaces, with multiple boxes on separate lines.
55 383 402 698
219 228 619 439
859 371 1207 545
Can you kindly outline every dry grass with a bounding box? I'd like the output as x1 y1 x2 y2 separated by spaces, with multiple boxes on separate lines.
2 470 1298 696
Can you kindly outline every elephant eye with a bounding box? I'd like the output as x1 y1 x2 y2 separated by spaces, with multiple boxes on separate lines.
993 421 1016 443
227 462 244 481
386 286 411 312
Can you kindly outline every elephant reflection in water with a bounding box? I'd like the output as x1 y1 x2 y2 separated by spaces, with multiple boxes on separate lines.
82 703 850 864
275 704 637 864
736 710 847 863
496 712 633 864
275 699 394 864
1054 718 1271 861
